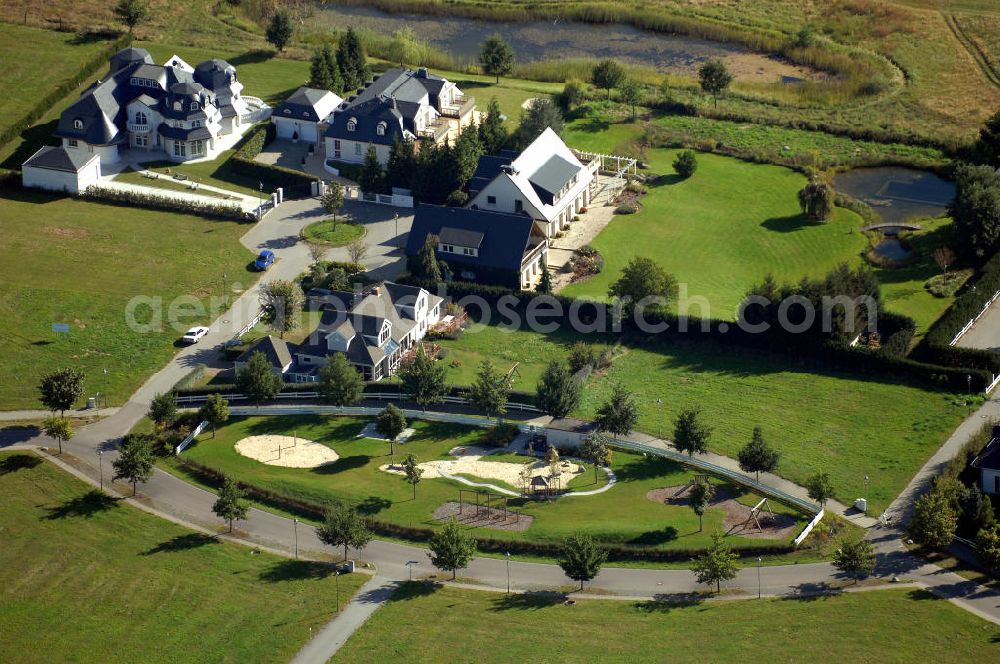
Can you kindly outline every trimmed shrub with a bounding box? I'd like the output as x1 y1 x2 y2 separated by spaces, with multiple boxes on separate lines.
615 201 639 214
80 186 254 222
673 149 698 178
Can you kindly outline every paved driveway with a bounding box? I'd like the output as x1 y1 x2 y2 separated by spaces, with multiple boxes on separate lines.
956 297 1000 352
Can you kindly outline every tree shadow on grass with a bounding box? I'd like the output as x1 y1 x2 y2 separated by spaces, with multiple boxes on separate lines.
626 526 679 546
141 533 218 556
0 454 42 474
44 490 119 520
259 559 334 583
489 591 566 612
760 214 822 233
311 454 370 475
390 580 441 601
785 581 844 600
230 50 276 67
634 596 704 612
614 456 684 483
649 174 685 188
355 495 392 515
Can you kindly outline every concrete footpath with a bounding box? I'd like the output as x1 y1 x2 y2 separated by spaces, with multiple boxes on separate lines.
290 576 398 664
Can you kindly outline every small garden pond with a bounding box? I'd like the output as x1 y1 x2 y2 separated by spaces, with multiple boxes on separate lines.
834 167 954 226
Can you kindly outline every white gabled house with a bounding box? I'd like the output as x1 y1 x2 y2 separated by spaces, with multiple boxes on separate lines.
467 128 598 238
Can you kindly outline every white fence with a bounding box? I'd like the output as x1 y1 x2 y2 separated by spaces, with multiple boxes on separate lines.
949 289 1000 346
233 309 266 341
175 391 542 413
175 420 209 455
793 508 826 546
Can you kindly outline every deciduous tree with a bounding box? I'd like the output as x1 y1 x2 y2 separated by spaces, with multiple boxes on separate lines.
112 434 154 496
199 393 230 438
234 351 283 407
317 354 363 407
950 162 1000 261
698 59 733 108
580 431 612 483
321 182 345 231
607 256 678 316
39 368 85 417
259 280 301 339
618 78 641 121
558 533 607 590
833 538 876 582
429 518 476 579
910 485 958 548
317 502 373 561
592 59 625 100
798 181 834 221
375 403 407 455
805 472 835 508
399 346 447 410
479 34 514 83
976 522 1000 570
42 416 73 455
691 531 738 592
148 391 177 431
266 10 293 52
213 475 249 533
114 0 149 35
401 452 423 499
689 479 714 532
468 360 512 424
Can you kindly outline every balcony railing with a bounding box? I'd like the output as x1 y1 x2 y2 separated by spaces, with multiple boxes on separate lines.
439 95 475 118
417 119 450 141
127 122 151 133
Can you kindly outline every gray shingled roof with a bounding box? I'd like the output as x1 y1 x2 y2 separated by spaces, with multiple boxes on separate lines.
275 87 334 123
439 226 484 249
237 336 292 369
406 205 539 273
528 154 579 204
22 146 96 173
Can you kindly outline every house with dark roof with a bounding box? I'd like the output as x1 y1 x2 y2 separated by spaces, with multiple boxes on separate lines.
324 67 475 166
272 87 343 143
236 282 443 383
28 47 268 184
405 204 549 289
972 425 1000 495
467 128 599 238
21 146 101 194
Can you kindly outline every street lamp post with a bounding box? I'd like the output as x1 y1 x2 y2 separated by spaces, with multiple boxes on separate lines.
656 399 664 440
757 557 762 599
98 451 104 491
405 560 420 581
864 473 869 513
394 212 399 248
294 518 299 559
223 272 228 310
506 552 511 594
335 569 341 612
103 368 109 410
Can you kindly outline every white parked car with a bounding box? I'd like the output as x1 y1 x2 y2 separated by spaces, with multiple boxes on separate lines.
181 326 210 344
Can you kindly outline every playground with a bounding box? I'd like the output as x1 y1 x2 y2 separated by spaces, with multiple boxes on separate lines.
173 414 810 551
648 481 799 540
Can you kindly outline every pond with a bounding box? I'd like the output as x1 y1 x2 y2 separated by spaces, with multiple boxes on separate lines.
312 4 820 81
833 167 955 226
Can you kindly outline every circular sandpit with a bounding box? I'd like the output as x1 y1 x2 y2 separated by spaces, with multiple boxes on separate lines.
235 435 339 468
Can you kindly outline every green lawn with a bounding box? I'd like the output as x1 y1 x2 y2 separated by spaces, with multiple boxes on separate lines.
175 415 804 551
0 25 116 135
301 219 366 246
0 452 366 664
332 584 1000 663
113 167 238 200
559 148 952 333
438 324 969 513
0 189 257 408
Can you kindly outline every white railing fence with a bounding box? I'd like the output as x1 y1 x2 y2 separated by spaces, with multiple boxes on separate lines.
175 420 209 455
793 509 826 546
949 289 1000 346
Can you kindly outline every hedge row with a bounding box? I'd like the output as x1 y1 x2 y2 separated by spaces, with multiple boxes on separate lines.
230 123 319 193
0 33 130 150
915 252 1000 374
174 380 539 405
175 456 796 561
398 278 992 392
80 186 255 222
325 159 364 182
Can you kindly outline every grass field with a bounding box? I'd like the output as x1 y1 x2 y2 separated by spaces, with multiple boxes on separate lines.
0 189 256 409
0 452 366 664
438 324 968 513
175 415 805 550
332 583 1000 663
301 220 366 246
557 147 954 334
0 25 115 134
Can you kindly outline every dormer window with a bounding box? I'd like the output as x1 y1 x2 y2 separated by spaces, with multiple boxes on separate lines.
283 108 291 114
174 101 182 111
376 121 386 136
130 77 137 85
73 119 83 130
347 117 357 132
190 102 199 111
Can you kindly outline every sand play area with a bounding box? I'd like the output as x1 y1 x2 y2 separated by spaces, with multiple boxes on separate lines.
380 447 584 488
648 485 799 539
235 435 339 469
